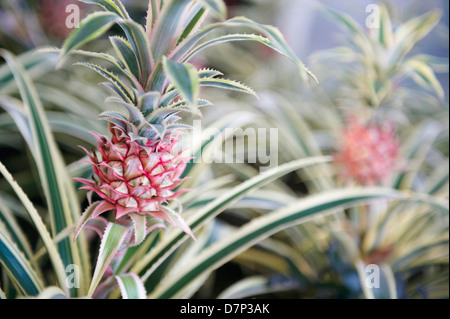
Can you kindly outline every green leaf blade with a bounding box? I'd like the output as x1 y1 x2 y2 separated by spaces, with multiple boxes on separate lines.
60 12 121 61
118 20 154 89
0 161 68 295
200 77 257 97
0 226 43 296
150 0 193 62
79 0 128 18
163 57 199 106
199 0 227 20
115 273 147 299
132 156 332 288
0 50 84 295
150 188 404 298
75 62 135 103
88 223 129 297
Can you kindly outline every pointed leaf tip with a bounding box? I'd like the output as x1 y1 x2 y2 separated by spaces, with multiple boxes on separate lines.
199 0 227 20
115 273 147 299
163 57 200 108
60 12 121 60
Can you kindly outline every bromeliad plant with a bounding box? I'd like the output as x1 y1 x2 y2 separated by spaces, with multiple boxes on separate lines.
0 0 325 299
333 116 400 186
198 3 448 298
58 0 317 245
1 0 447 300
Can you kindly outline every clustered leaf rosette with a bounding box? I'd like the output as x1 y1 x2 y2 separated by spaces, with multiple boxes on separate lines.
334 117 400 186
60 0 315 249
74 122 193 245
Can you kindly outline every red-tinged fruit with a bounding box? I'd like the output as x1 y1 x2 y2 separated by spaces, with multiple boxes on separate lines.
334 117 400 186
74 123 193 240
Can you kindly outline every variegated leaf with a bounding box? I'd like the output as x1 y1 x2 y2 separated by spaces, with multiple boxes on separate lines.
115 273 147 299
88 223 129 297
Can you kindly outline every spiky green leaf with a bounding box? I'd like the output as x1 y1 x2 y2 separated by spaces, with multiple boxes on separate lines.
200 77 257 97
0 162 68 295
60 12 121 61
75 62 134 103
88 223 129 297
150 0 193 62
110 36 141 83
198 0 227 20
115 273 147 299
0 222 43 296
163 57 199 106
131 157 332 286
79 0 128 18
0 50 80 295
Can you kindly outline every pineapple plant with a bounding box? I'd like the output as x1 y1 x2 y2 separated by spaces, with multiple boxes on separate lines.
1 0 446 301
50 0 320 298
1 0 322 300
56 0 316 246
190 2 448 299
1 0 322 299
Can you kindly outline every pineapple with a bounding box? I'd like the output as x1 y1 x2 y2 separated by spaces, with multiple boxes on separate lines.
334 117 400 186
61 0 314 244
74 124 190 236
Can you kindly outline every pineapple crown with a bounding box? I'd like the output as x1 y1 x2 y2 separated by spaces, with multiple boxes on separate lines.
57 0 316 144
320 4 444 106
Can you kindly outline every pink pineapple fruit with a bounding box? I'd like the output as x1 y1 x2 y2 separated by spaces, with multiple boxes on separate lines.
334 117 400 185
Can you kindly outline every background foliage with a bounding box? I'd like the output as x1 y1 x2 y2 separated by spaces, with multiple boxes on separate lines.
0 0 448 299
